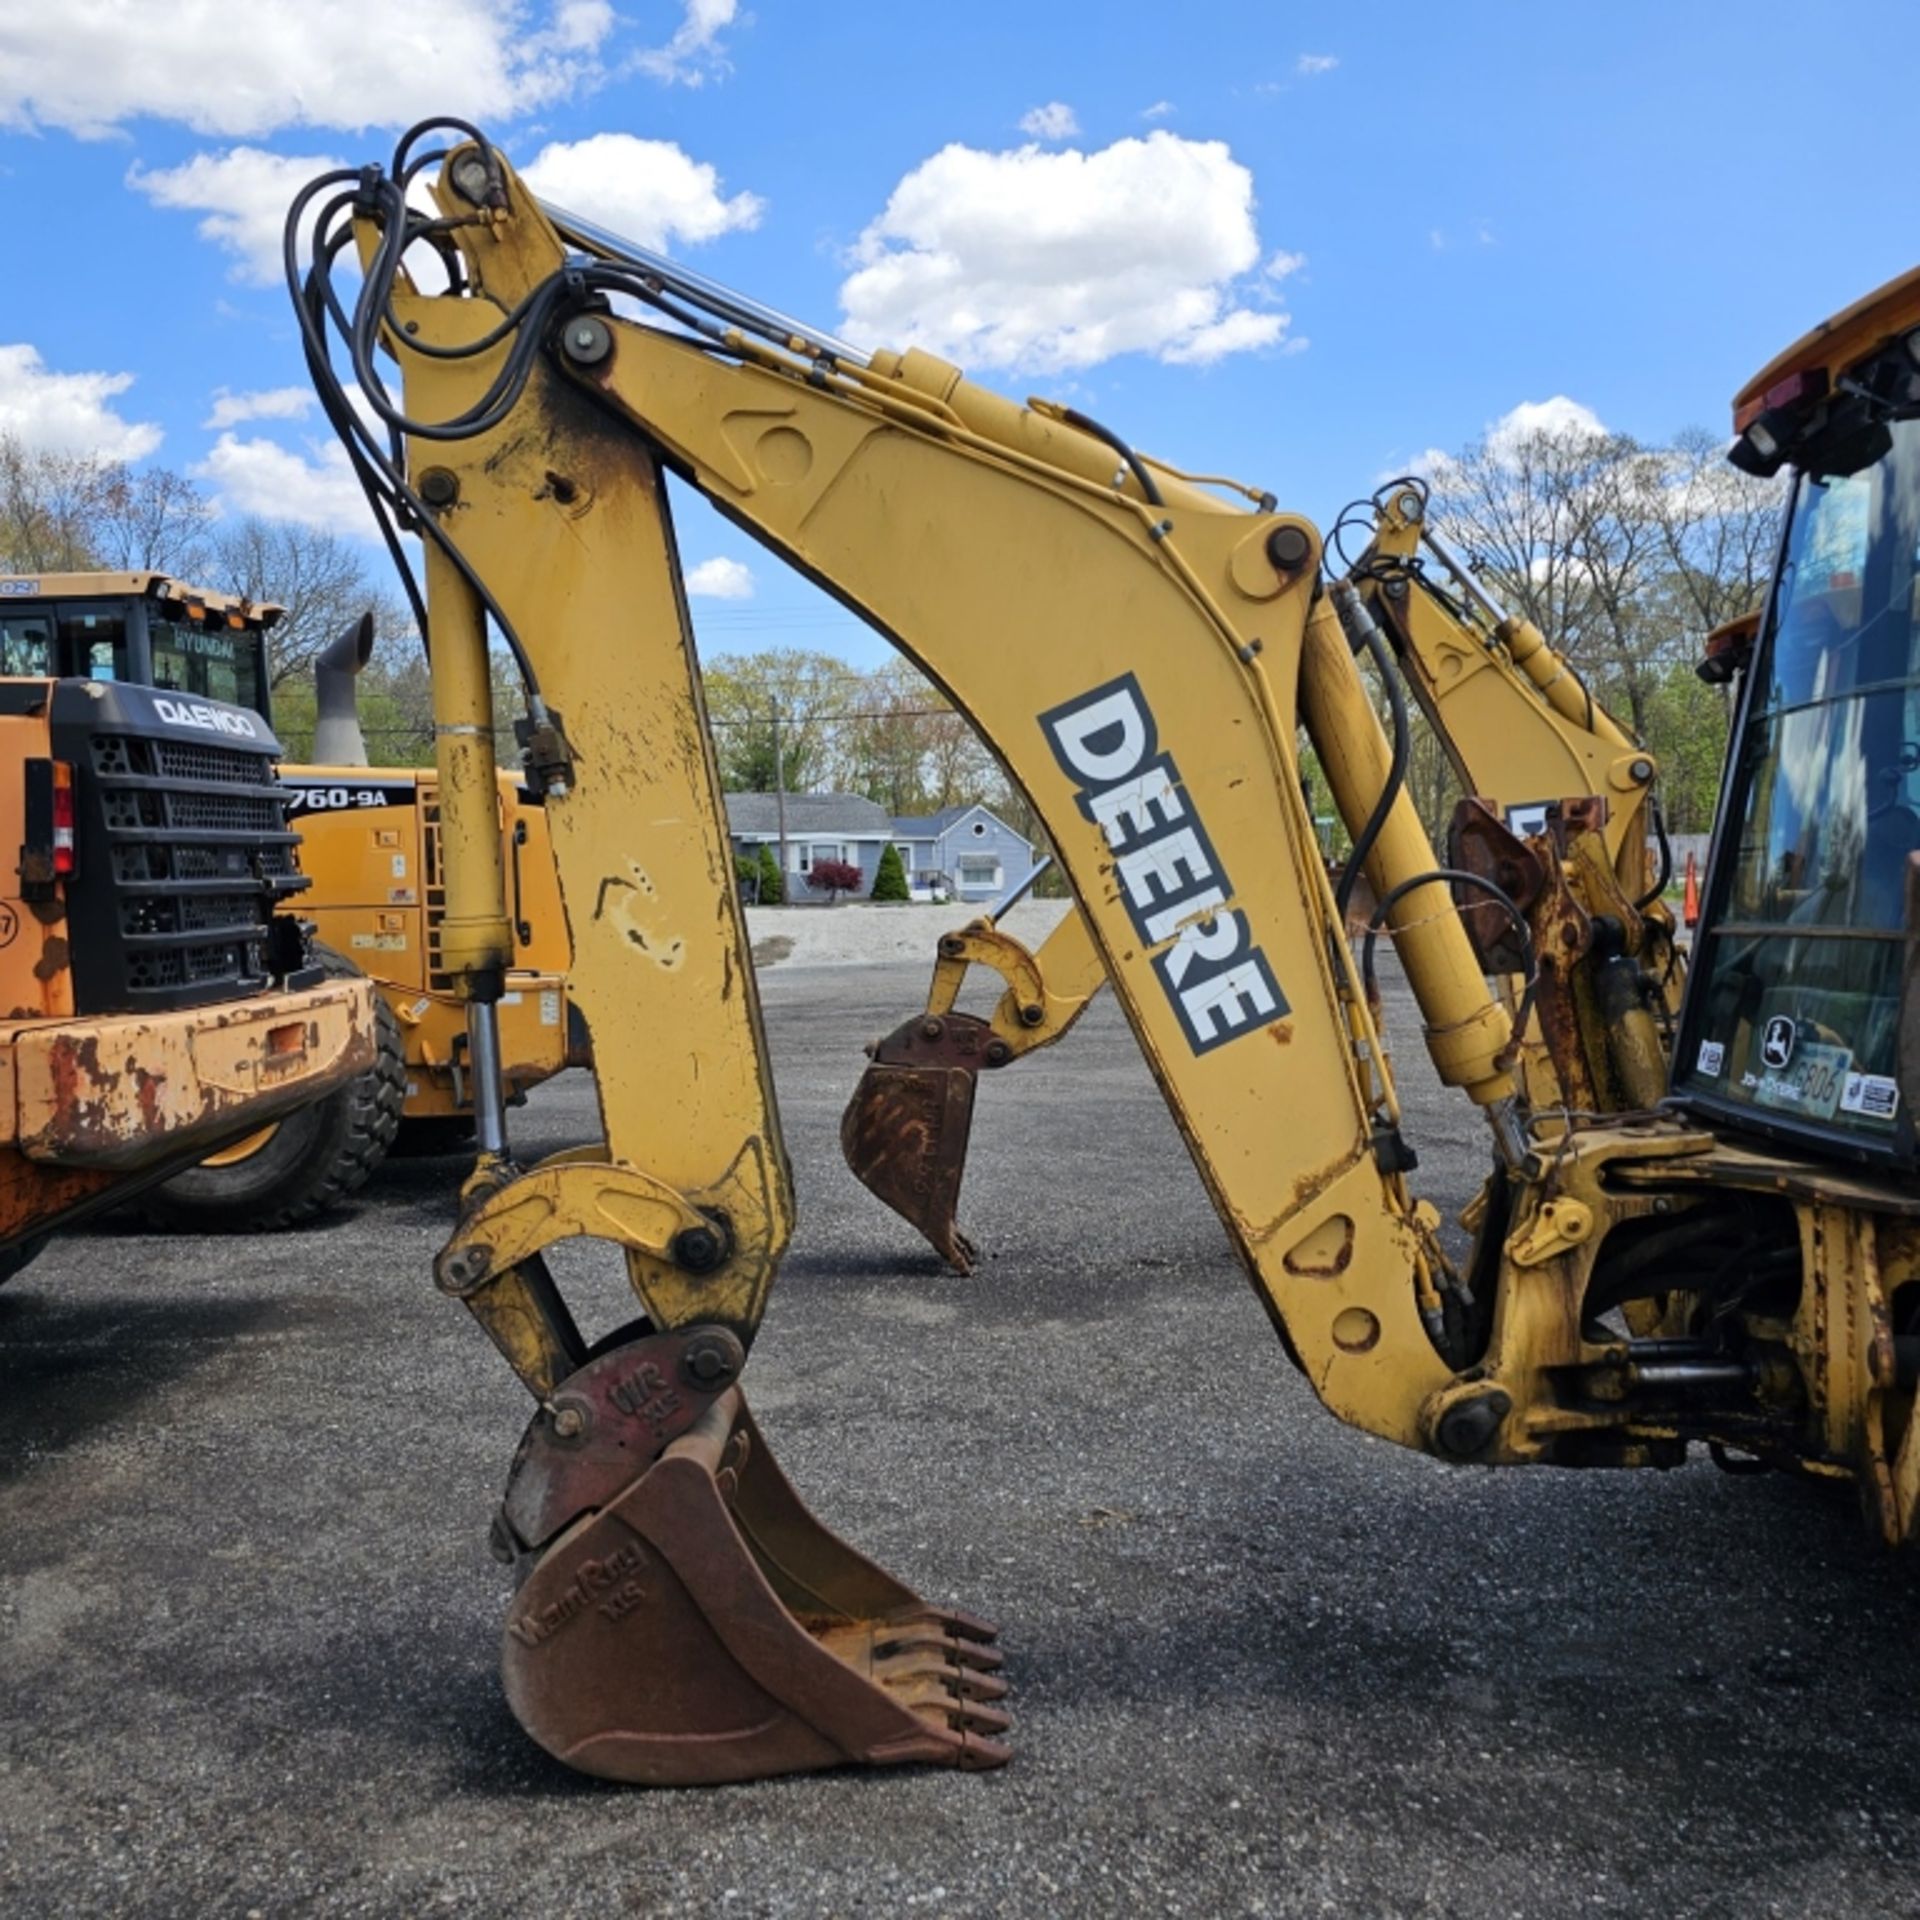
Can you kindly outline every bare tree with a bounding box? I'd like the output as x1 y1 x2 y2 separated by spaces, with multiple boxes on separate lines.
0 437 115 571
1429 419 1782 743
84 464 215 577
210 516 407 687
0 436 216 577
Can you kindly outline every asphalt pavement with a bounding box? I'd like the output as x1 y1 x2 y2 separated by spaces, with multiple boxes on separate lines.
4 953 1919 1918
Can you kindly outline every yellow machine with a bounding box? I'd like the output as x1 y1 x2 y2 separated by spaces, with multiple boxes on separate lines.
0 573 375 1278
0 580 583 1227
290 122 1920 1787
847 481 1686 1268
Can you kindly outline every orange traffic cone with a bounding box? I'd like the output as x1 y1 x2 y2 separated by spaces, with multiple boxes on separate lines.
1682 850 1701 928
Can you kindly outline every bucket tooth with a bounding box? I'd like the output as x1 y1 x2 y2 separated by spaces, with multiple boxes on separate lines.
499 1383 1011 1784
841 1012 1005 1273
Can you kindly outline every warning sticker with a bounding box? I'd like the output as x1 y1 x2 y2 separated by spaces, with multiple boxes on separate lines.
1695 1040 1726 1077
1840 1072 1900 1122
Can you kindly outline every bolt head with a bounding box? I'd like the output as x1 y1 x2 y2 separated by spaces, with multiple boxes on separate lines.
920 1018 944 1042
561 317 613 366
681 1328 745 1392
1265 524 1312 572
551 1405 585 1439
671 1225 725 1274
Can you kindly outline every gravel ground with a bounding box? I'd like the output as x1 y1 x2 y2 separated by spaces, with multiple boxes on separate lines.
4 955 1920 1919
746 900 1070 971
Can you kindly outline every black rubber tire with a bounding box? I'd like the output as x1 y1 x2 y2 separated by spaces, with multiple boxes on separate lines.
0 1235 47 1287
388 1115 477 1158
142 945 407 1233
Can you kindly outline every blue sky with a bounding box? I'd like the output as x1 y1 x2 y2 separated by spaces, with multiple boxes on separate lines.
1 1 1911 668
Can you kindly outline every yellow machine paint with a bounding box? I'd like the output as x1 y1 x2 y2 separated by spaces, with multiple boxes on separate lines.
860 476 1690 1267
293 129 1920 1787
284 763 577 1121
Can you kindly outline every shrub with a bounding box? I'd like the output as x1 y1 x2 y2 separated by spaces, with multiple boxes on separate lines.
756 842 784 905
734 851 762 901
807 858 863 902
871 843 910 903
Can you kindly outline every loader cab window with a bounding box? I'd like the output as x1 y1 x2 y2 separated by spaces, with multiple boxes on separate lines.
54 606 129 682
148 614 267 717
0 613 55 676
1675 414 1920 1159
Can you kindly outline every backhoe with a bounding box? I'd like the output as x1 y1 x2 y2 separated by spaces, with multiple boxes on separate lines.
846 481 1687 1269
289 121 1920 1786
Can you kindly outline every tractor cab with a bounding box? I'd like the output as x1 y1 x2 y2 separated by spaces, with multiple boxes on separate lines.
0 572 277 721
1673 267 1920 1165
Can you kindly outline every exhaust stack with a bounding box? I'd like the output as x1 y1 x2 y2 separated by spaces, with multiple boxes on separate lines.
312 611 375 766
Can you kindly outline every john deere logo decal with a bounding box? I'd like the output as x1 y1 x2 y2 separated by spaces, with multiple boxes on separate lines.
1761 1016 1797 1072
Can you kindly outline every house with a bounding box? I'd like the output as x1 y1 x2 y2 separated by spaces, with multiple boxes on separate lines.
725 791 1041 906
889 803 1038 906
724 791 897 899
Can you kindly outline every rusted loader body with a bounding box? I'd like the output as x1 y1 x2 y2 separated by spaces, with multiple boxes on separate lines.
0 615 377 1263
293 125 1920 1791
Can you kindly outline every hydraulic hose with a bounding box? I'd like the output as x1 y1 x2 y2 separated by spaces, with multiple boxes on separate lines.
1329 579 1411 925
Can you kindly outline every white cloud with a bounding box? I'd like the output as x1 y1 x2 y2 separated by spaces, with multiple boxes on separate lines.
1265 249 1306 280
838 132 1298 373
634 0 739 87
204 388 315 430
520 133 763 250
129 148 348 286
1410 396 1611 481
0 2 617 139
1297 53 1339 76
195 434 370 536
1487 397 1608 460
685 556 754 599
1141 100 1174 120
0 343 161 461
1162 309 1290 366
1018 102 1080 141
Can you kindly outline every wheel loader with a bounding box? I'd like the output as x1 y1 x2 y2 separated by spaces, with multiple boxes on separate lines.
286 120 1920 1786
0 573 376 1280
0 578 586 1228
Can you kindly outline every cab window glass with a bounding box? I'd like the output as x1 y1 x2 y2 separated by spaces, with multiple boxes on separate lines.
0 614 54 675
1676 415 1920 1149
148 615 266 715
56 609 128 681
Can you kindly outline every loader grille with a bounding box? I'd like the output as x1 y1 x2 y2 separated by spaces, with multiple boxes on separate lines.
59 716 308 1014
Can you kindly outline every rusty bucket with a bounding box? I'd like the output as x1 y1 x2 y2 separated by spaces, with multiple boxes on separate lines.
840 1012 1006 1274
493 1330 1009 1785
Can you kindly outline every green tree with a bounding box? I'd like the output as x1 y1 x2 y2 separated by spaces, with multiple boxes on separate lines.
871 842 910 902
755 842 784 905
702 648 849 792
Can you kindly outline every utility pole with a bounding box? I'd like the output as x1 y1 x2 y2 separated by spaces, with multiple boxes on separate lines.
771 700 790 898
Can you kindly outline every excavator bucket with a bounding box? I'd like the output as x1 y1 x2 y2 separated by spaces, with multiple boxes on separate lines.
494 1331 1009 1785
841 1012 1006 1274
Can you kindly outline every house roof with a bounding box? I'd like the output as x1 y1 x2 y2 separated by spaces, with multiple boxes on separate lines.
724 791 894 836
891 804 984 837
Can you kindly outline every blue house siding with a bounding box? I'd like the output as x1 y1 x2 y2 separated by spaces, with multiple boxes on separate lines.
891 804 1038 905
